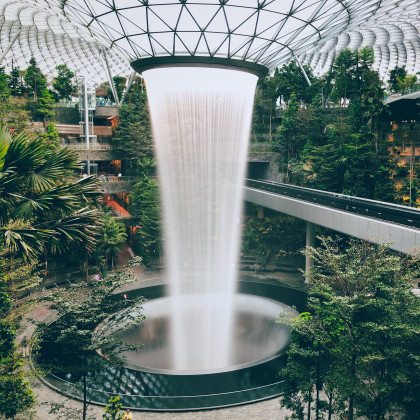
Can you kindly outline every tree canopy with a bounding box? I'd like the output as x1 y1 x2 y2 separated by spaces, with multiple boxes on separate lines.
280 237 420 420
52 64 75 101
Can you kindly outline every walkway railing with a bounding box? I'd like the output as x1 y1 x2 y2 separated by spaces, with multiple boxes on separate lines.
64 142 113 150
385 82 420 102
98 175 137 183
42 372 285 410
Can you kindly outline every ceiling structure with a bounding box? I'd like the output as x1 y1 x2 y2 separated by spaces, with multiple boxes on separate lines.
0 0 419 83
0 0 131 84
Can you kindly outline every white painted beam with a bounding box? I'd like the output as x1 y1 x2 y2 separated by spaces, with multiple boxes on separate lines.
245 187 420 254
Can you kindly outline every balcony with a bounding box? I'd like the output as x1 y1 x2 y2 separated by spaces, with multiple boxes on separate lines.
99 175 136 194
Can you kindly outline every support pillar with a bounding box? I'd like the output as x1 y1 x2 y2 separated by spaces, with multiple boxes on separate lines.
101 48 120 106
0 29 21 64
305 222 315 283
257 205 264 219
83 77 90 175
120 70 136 106
294 54 312 87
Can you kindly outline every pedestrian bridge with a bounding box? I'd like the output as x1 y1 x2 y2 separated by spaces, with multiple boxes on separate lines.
245 179 420 255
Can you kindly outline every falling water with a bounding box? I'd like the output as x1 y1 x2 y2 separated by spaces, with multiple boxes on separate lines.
143 67 258 371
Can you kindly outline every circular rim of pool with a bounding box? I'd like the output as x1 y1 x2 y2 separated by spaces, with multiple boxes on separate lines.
34 278 307 411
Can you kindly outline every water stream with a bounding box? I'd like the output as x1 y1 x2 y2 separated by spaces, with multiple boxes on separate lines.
143 67 257 371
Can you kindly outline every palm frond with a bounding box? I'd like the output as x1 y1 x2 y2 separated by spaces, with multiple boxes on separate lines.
24 147 80 193
38 208 102 254
0 126 12 171
3 133 45 175
10 176 102 220
1 227 54 260
0 168 18 225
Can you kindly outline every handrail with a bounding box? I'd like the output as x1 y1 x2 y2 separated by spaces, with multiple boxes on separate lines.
246 178 420 228
64 143 112 150
40 371 285 411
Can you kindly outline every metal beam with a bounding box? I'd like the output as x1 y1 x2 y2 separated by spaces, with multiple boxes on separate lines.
82 77 90 174
101 48 120 106
120 70 136 106
0 28 21 64
293 54 312 86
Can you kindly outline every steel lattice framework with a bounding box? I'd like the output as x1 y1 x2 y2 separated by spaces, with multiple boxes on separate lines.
0 0 130 83
1 0 420 81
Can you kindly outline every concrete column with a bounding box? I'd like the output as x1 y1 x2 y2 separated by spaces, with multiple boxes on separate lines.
305 222 315 283
257 205 264 219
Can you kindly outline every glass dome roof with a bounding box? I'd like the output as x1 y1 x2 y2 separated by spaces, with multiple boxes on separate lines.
0 0 130 83
1 0 420 81
62 0 382 70
301 0 420 78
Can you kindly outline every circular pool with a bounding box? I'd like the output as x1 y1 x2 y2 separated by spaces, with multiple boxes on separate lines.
37 279 306 411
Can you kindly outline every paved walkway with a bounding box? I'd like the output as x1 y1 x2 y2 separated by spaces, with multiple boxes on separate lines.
19 246 305 420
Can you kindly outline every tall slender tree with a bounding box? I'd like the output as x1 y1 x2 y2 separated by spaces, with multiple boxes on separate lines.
23 58 46 101
53 64 75 102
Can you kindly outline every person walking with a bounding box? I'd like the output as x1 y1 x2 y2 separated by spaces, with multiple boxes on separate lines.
123 408 132 420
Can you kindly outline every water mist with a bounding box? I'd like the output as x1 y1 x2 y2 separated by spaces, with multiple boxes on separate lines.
143 67 257 371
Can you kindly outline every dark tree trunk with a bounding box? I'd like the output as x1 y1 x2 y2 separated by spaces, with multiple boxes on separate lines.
307 384 312 420
348 354 356 420
316 342 321 420
82 356 87 420
328 394 332 420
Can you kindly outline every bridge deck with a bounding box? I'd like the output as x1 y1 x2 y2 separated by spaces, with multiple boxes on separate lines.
245 180 420 254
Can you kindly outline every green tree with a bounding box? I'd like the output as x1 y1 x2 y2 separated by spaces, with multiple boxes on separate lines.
98 213 127 269
0 126 102 262
0 68 11 123
113 85 153 176
23 57 46 101
103 396 124 420
129 172 161 263
36 260 145 420
329 49 358 106
274 94 300 182
112 75 127 103
296 47 393 201
8 67 23 96
281 237 420 420
0 279 36 419
38 121 61 150
275 61 318 105
36 88 55 127
0 351 36 419
242 213 305 255
252 73 277 142
396 74 418 92
53 64 74 101
388 66 407 94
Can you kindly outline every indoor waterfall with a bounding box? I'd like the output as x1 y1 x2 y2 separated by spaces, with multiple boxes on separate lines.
143 67 258 371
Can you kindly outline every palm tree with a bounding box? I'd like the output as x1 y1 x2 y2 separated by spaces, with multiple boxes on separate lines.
0 126 102 267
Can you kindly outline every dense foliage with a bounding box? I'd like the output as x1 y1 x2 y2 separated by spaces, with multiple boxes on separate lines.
0 127 102 262
0 279 35 419
112 78 153 176
280 237 420 420
253 47 419 205
52 64 75 101
36 260 145 420
129 175 161 264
